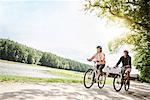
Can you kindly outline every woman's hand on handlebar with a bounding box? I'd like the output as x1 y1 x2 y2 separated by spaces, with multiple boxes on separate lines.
113 65 118 69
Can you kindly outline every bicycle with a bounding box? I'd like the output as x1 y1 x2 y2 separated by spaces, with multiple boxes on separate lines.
83 61 106 89
113 66 130 92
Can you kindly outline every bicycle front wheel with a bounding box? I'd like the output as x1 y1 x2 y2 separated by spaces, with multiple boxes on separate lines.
84 69 94 88
98 73 106 89
113 74 123 92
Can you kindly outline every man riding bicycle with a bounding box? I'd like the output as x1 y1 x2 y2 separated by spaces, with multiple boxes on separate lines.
87 46 106 75
115 50 131 83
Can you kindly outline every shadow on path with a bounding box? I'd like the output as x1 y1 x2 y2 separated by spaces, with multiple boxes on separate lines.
0 83 150 100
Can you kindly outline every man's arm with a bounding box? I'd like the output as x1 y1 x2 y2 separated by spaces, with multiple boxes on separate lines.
116 57 122 67
129 57 131 68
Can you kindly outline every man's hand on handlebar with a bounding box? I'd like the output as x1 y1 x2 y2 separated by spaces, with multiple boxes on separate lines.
87 58 92 61
125 65 130 68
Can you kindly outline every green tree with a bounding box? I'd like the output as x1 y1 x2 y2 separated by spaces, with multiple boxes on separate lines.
84 0 150 82
0 38 91 72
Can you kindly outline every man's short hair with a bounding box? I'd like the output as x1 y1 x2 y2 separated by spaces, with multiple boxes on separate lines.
124 50 129 54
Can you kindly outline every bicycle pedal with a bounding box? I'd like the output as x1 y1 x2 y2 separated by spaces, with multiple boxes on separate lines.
94 79 97 83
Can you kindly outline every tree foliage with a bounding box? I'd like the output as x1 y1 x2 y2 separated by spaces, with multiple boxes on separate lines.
0 38 90 72
84 0 150 82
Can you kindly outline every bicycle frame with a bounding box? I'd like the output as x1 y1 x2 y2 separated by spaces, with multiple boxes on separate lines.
117 67 127 79
92 61 101 79
121 67 130 80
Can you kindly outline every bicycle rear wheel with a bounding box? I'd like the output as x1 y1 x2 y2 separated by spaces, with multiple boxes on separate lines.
113 74 123 92
98 73 106 89
124 80 130 91
84 69 94 88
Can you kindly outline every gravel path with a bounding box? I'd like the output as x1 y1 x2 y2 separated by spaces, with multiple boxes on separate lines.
0 81 150 100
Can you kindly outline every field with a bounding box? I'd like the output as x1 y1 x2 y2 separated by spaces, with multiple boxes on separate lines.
0 59 113 84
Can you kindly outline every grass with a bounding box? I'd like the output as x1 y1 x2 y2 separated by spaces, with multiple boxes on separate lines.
0 59 20 64
0 59 113 84
0 75 83 83
48 68 84 79
0 75 113 84
48 68 113 84
105 77 113 84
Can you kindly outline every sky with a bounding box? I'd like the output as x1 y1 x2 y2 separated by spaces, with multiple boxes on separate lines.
0 0 131 65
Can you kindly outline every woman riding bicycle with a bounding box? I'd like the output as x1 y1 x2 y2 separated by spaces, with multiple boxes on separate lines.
114 50 131 83
87 46 106 75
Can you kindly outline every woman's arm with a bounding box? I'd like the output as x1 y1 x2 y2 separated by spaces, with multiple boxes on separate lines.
87 54 96 61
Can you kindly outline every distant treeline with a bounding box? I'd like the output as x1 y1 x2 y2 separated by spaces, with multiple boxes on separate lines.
0 38 90 72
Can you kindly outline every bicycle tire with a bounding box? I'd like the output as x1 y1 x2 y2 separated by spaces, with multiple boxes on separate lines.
98 73 106 89
84 69 94 88
124 80 130 91
113 74 123 92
